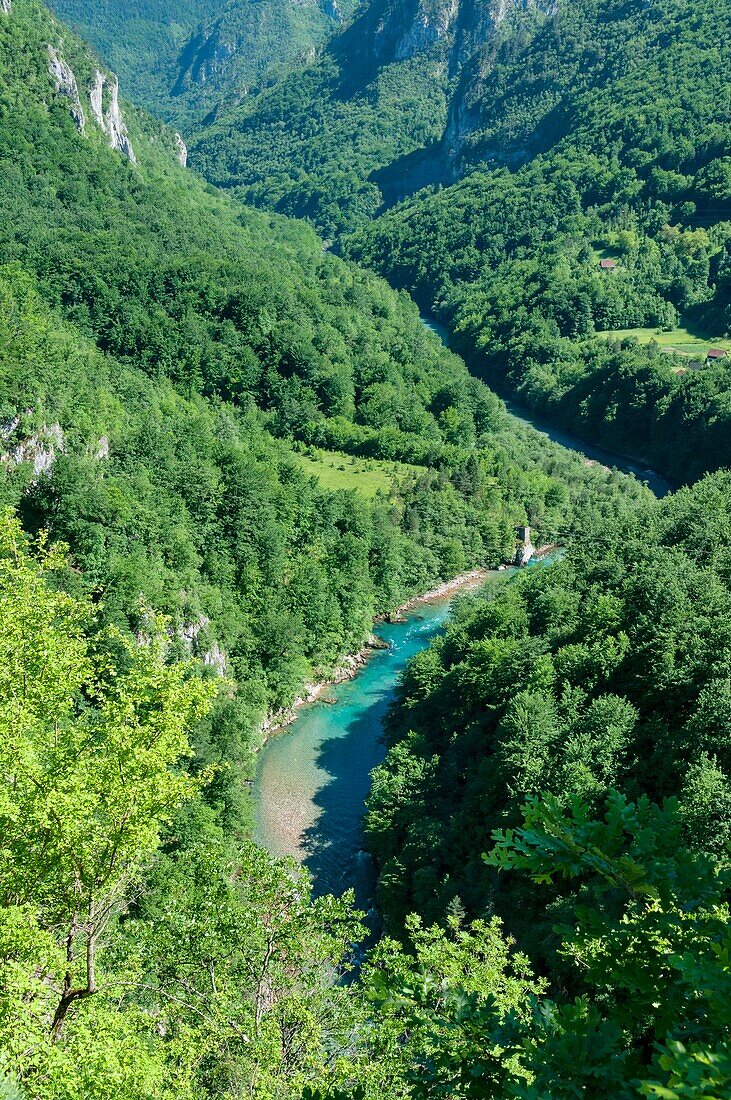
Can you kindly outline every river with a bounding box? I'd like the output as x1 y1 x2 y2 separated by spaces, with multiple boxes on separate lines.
253 317 672 912
419 315 673 498
253 583 501 914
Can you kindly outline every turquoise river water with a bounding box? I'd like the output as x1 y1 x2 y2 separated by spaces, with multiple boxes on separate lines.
253 316 672 912
253 585 488 913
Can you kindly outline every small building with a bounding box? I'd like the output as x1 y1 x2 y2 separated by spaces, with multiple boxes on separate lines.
706 348 728 362
600 258 618 271
515 525 535 566
687 360 704 372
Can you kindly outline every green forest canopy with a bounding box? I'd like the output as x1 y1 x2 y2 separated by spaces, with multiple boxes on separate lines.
0 0 729 1096
189 0 731 485
48 0 357 129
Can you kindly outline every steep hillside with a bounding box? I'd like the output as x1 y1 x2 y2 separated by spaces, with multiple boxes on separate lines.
357 471 731 1096
189 0 731 485
169 0 359 129
50 0 357 128
190 0 731 249
3 2 731 1098
48 0 224 119
346 0 731 484
0 6 650 1091
190 0 556 234
2 0 616 714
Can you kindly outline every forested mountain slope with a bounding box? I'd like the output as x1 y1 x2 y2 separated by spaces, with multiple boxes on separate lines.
47 0 224 120
167 0 359 129
191 0 731 243
1 0 625 762
49 0 356 129
0 2 645 1094
191 0 559 235
189 0 731 487
189 0 536 234
345 0 731 484
170 0 731 492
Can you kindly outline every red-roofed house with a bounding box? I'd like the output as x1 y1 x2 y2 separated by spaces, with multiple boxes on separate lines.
706 348 728 362
600 258 618 271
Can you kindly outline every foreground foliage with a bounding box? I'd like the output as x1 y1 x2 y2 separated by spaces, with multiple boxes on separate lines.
0 515 371 1098
2 1 729 1096
358 474 731 1096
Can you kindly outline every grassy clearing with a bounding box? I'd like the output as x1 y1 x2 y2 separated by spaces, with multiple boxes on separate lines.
293 447 422 498
596 324 731 360
593 245 621 264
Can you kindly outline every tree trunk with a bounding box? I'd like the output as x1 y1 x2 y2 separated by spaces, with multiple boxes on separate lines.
51 901 98 1040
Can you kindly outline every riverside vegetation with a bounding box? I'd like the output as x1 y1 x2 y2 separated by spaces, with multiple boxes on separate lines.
0 0 729 1097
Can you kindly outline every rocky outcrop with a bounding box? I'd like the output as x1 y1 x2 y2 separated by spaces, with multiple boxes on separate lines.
46 40 136 162
174 133 188 167
514 524 535 566
394 0 459 60
492 0 558 22
202 640 227 675
439 0 557 172
1 418 64 478
178 614 228 675
1 1 12 14
0 415 20 439
89 70 136 162
174 23 237 92
48 45 86 132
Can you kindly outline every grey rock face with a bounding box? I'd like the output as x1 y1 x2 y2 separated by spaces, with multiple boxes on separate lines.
0 415 20 440
90 69 136 162
202 641 228 676
175 132 188 167
492 0 558 21
394 0 459 60
1 420 65 479
1 1 11 14
178 614 228 675
48 44 86 131
440 0 557 168
514 524 535 565
46 39 136 163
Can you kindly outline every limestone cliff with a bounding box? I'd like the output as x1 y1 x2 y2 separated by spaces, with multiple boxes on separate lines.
47 44 85 131
89 69 136 162
393 0 459 60
175 133 188 167
178 614 228 675
45 35 136 162
1 416 64 479
360 0 559 204
442 0 558 170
